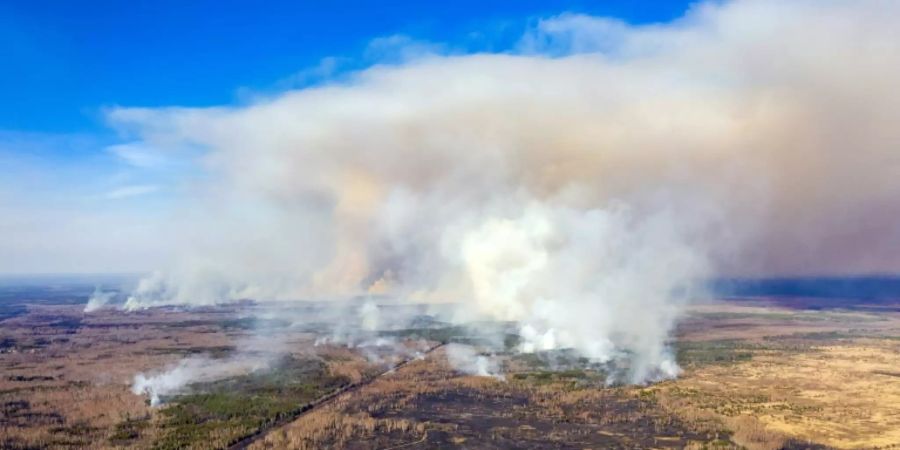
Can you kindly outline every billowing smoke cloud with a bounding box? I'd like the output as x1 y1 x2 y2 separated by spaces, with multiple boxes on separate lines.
105 0 900 382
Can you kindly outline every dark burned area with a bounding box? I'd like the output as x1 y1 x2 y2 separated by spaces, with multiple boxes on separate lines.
363 388 717 449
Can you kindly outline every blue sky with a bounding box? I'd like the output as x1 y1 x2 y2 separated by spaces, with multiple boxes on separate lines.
2 1 692 134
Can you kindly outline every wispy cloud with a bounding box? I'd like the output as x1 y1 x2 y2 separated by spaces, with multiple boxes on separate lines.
107 142 168 169
364 34 445 63
102 184 161 200
251 35 445 97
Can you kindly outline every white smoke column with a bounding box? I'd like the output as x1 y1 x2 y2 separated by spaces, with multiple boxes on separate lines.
359 300 380 331
131 355 275 406
132 359 199 407
109 0 900 383
445 344 503 379
84 288 116 313
131 333 288 405
459 203 706 382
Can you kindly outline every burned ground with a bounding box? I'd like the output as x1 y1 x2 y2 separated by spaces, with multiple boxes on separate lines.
2 286 900 449
251 349 729 450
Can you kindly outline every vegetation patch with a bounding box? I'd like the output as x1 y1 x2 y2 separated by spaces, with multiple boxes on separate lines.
109 415 151 444
676 340 753 367
219 317 292 331
150 355 349 450
511 369 605 386
145 345 237 358
764 330 858 342
381 326 469 343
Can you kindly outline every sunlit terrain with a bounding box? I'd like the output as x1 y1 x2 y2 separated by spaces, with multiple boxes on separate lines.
3 279 900 449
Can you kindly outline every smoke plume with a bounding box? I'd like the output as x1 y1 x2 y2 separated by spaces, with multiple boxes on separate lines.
84 288 116 313
132 354 274 406
106 0 900 382
445 344 504 380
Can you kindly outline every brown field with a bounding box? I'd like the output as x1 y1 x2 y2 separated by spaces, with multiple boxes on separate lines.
2 295 900 449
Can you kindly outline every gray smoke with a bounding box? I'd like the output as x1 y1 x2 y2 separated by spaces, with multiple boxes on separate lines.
106 0 900 383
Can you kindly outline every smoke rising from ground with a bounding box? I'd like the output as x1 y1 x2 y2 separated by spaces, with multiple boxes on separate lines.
131 333 291 406
84 288 116 313
132 356 271 407
445 344 504 380
106 0 900 382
